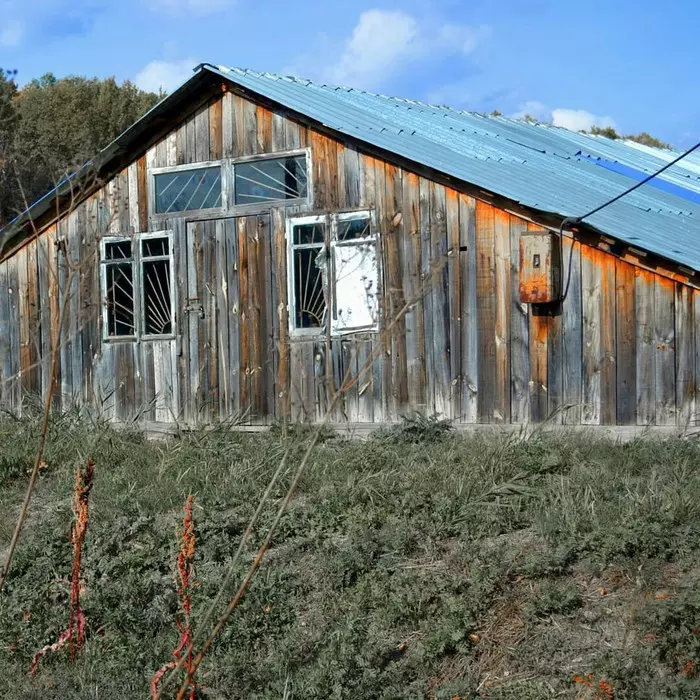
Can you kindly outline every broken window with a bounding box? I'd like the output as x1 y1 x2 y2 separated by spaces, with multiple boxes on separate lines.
235 154 308 205
100 233 174 340
289 218 327 331
141 236 173 336
103 239 135 337
154 165 222 214
287 212 379 336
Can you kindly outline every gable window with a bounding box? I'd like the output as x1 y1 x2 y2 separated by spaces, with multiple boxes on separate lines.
100 232 174 340
287 211 379 336
234 154 308 205
153 164 222 214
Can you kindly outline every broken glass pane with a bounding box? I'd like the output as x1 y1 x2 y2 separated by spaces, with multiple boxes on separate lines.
142 237 169 257
293 222 325 245
142 258 172 335
337 217 371 241
235 155 308 205
293 247 326 329
105 240 132 260
105 262 135 336
154 166 222 214
332 242 379 333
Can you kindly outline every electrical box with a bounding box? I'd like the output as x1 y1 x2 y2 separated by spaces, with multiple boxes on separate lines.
519 230 561 304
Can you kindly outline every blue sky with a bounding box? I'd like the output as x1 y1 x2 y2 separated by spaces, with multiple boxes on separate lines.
1 0 698 147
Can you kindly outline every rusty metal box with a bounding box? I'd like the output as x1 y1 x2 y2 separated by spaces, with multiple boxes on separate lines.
519 230 561 304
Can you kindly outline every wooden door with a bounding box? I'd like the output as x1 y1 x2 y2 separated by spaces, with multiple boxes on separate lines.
184 215 275 425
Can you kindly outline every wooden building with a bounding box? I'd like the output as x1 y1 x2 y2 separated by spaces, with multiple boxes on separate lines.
1 64 700 429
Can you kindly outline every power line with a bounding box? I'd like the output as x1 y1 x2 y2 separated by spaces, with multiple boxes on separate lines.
559 139 700 302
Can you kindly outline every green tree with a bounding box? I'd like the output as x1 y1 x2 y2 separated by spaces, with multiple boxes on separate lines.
0 69 20 228
588 125 621 139
625 131 672 150
1 73 163 227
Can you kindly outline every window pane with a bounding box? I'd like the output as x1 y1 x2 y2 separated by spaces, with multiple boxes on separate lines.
332 242 379 333
293 247 326 329
142 237 169 257
142 258 172 335
293 222 325 245
105 262 135 336
337 217 371 241
235 155 308 205
154 166 222 214
105 240 132 260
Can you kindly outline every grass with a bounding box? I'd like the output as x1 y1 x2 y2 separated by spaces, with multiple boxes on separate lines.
0 409 699 698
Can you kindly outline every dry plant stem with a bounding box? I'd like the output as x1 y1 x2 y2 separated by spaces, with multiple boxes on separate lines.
0 269 74 594
167 276 433 700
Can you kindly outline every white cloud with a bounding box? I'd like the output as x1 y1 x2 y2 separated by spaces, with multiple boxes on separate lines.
512 100 549 121
148 0 232 15
321 9 489 90
134 59 197 93
511 101 617 132
551 108 616 132
0 19 23 48
326 10 419 89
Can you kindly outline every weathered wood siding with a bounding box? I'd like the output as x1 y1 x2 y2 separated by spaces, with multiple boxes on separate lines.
1 86 699 428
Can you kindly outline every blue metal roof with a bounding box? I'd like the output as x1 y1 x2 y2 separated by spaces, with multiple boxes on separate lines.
211 65 700 271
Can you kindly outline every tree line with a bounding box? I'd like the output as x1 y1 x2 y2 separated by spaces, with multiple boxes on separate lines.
0 69 162 228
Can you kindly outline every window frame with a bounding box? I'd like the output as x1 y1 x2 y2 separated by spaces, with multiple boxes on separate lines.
286 209 379 339
148 148 312 221
149 160 229 219
99 230 176 343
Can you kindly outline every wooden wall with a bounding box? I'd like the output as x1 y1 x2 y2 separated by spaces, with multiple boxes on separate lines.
1 85 699 428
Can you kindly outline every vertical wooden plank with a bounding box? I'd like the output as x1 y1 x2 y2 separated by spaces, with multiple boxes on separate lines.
166 132 177 167
475 200 496 422
235 95 256 157
272 209 289 421
383 163 407 418
257 215 275 422
581 246 602 425
0 261 11 409
509 217 529 424
401 172 425 413
616 259 637 424
494 210 511 423
204 221 218 421
344 145 361 209
194 104 210 162
175 121 187 165
215 220 230 417
460 195 478 423
419 177 434 416
655 276 676 425
221 91 234 158
271 112 286 152
225 218 241 418
210 96 223 160
675 283 695 428
284 116 301 150
429 181 450 418
127 162 140 234
56 220 72 410
36 233 53 402
17 247 31 397
185 113 196 165
238 217 250 418
256 104 272 155
636 268 656 425
446 189 461 420
137 156 148 232
186 222 201 423
336 143 347 210
372 159 387 421
312 130 336 213
600 253 616 425
560 237 582 424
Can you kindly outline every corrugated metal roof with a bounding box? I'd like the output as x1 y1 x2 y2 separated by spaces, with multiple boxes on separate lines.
212 65 700 270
